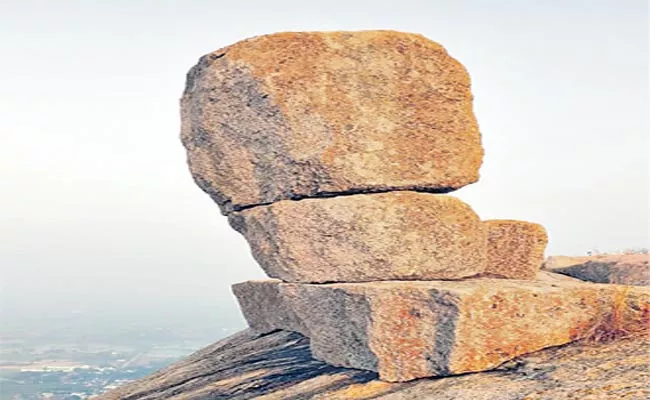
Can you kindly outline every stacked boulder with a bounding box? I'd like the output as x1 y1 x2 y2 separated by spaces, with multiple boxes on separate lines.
181 31 649 382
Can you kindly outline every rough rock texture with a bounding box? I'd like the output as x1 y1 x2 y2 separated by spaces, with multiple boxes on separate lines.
228 192 486 282
546 254 650 286
181 31 483 214
233 279 649 381
98 329 650 400
484 220 548 280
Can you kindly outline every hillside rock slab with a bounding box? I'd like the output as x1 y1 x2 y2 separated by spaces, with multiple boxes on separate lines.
233 279 649 382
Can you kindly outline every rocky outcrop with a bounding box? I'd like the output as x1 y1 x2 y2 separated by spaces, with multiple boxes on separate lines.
228 192 486 282
536 270 583 282
545 253 649 286
544 255 591 269
484 220 547 279
98 329 650 400
233 279 649 382
181 31 483 214
166 29 645 395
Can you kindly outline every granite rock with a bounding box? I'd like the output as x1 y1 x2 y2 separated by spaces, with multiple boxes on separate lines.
181 31 483 214
98 329 650 400
228 192 486 282
484 220 548 280
233 279 650 382
546 253 649 286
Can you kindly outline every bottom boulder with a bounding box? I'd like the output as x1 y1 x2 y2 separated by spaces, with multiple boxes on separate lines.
233 279 649 382
98 329 650 400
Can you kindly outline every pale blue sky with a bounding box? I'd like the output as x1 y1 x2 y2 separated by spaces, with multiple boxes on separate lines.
1 0 648 329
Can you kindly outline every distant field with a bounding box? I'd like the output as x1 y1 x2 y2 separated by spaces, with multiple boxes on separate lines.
0 360 91 372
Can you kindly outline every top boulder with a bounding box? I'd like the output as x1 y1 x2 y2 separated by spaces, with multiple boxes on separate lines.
181 31 483 213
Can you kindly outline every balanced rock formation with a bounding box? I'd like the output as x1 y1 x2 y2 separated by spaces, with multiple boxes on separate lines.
545 253 650 286
181 31 483 214
233 279 650 382
228 192 486 282
133 29 650 398
99 328 650 400
484 220 547 279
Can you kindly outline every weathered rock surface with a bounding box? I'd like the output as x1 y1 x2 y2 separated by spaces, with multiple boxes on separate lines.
98 329 650 400
484 220 547 280
546 253 649 286
228 191 486 282
181 30 483 214
233 279 649 382
536 270 583 282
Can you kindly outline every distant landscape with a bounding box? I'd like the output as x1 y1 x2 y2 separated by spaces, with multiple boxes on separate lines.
3 250 647 399
0 311 243 399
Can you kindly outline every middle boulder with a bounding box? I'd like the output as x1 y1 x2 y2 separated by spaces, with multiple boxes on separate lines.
228 192 486 283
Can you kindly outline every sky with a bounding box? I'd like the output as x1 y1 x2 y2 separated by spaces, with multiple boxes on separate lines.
1 0 648 333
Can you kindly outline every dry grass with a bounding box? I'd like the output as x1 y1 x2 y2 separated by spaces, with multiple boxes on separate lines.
583 313 638 344
583 288 649 344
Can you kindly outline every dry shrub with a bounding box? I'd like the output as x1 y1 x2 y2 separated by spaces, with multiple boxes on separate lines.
582 288 649 344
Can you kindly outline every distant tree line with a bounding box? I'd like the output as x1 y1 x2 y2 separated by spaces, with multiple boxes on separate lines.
586 248 649 256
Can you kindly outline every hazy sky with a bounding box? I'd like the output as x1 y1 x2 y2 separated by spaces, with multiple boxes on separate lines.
1 1 648 330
